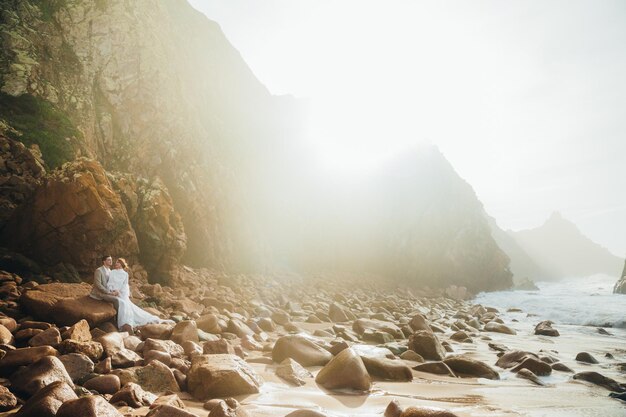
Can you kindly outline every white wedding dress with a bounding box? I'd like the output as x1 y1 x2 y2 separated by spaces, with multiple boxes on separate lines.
107 269 163 328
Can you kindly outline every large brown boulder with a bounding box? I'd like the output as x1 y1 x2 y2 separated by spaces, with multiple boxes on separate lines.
353 319 403 339
112 360 180 393
2 159 139 275
20 283 115 326
56 395 123 417
276 358 313 386
408 331 446 361
10 356 74 396
315 348 371 391
14 381 77 417
272 335 332 367
0 345 57 370
361 356 413 381
443 355 499 380
187 354 263 400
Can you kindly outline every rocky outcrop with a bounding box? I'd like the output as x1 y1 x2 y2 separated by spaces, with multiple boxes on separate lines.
0 133 45 228
1 159 138 275
20 282 115 326
510 212 622 280
110 174 186 284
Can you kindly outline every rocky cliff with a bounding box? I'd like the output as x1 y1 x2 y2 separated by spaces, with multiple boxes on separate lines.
0 0 303 282
510 212 622 279
0 0 512 292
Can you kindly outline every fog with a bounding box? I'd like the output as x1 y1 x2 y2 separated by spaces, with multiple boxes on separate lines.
189 0 626 256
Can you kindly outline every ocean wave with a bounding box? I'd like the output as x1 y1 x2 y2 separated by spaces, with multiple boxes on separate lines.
473 274 626 328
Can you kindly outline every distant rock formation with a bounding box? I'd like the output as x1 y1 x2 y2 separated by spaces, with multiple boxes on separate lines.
487 215 556 282
509 212 622 279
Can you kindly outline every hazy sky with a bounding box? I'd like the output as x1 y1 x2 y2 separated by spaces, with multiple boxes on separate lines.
188 0 626 256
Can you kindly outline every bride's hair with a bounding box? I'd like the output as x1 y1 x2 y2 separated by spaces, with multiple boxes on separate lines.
116 258 128 270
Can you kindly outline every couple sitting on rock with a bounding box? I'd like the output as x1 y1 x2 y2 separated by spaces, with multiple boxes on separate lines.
90 255 172 333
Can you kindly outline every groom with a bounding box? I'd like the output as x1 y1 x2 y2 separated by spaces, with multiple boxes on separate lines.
90 255 120 309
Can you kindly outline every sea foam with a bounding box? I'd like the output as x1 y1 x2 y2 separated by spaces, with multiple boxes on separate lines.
474 274 626 328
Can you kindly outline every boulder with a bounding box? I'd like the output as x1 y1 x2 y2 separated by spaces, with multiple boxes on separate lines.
226 319 254 338
109 382 157 407
208 398 250 417
58 339 103 362
112 360 179 393
196 314 221 334
143 338 184 358
413 362 456 377
11 356 74 396
0 345 57 370
111 348 143 368
353 319 403 339
328 303 350 322
28 327 61 347
203 339 236 355
361 356 413 381
511 357 552 376
315 348 371 391
14 381 77 417
516 369 545 386
551 362 574 373
62 319 92 342
83 374 121 394
52 296 117 327
399 350 424 363
2 159 139 276
59 353 94 382
171 321 199 344
575 352 598 364
483 322 516 335
20 283 91 318
409 313 432 332
187 354 263 400
443 355 499 380
534 321 559 337
276 358 313 386
407 331 446 361
56 395 123 417
97 332 125 356
573 371 626 392
495 351 538 369
0 324 13 345
138 323 173 340
272 335 332 367
0 385 17 412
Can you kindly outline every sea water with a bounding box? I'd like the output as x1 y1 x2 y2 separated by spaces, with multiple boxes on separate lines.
474 274 626 329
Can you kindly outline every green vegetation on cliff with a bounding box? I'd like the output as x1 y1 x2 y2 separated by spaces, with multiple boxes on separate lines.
0 93 77 168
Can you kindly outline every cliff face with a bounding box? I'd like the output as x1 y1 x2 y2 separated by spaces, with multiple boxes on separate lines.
0 0 511 291
510 212 623 279
0 0 302 278
260 147 513 292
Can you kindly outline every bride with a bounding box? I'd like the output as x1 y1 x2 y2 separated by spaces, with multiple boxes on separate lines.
108 258 171 332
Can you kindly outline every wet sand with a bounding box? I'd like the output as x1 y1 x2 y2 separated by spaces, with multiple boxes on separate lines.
185 314 626 417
